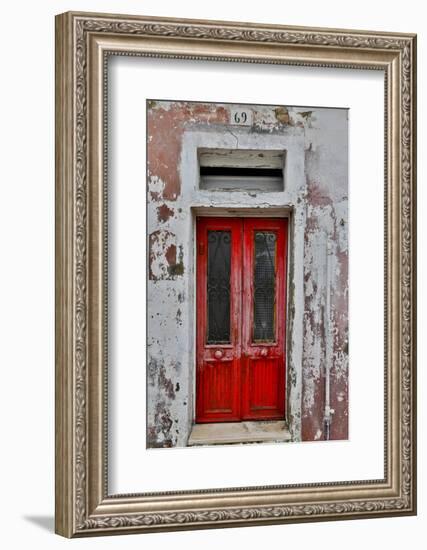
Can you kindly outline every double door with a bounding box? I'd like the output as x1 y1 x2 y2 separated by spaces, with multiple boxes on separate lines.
196 217 288 423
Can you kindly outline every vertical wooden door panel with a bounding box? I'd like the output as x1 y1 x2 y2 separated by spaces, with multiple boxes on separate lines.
196 218 242 422
196 217 287 423
249 358 282 411
201 359 234 413
241 218 287 421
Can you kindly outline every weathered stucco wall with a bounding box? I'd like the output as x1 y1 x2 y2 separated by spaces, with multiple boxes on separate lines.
146 100 348 448
302 109 349 441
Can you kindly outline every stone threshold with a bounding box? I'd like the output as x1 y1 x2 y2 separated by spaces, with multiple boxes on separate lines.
188 420 291 446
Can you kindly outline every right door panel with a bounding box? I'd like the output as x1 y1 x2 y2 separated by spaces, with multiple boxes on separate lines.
241 218 288 420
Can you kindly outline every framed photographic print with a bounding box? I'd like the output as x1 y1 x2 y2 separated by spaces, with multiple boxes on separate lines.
55 11 417 537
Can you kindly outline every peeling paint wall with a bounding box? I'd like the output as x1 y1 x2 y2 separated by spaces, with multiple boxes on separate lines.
302 109 349 441
146 100 348 447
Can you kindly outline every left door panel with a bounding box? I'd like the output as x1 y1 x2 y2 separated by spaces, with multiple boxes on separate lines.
196 218 242 422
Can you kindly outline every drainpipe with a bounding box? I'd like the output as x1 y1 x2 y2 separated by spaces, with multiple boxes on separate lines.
324 239 335 440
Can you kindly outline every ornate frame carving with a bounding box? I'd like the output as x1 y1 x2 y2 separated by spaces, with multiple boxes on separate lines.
55 11 417 537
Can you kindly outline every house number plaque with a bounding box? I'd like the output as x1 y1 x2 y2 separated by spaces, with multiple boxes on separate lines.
230 107 253 126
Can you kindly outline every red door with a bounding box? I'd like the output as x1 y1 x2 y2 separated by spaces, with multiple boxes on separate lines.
196 217 288 423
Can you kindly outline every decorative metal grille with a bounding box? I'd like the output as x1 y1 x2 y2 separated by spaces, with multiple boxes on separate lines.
253 231 276 342
207 231 231 344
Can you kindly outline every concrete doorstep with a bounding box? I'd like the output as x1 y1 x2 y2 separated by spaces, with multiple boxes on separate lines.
188 420 291 446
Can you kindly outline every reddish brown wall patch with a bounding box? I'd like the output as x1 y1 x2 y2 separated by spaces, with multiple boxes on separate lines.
157 203 174 223
147 101 230 201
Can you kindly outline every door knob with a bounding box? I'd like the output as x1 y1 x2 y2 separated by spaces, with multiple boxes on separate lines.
260 348 268 357
214 349 224 359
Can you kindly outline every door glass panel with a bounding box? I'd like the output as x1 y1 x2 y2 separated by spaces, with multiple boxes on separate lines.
253 231 276 342
207 230 231 344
